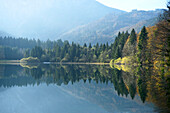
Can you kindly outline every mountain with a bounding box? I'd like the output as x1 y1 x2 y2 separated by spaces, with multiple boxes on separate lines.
0 0 124 40
58 9 163 45
60 81 154 113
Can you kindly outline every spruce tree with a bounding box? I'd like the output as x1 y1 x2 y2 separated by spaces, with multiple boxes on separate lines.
129 29 137 44
89 43 92 49
114 46 121 59
106 42 109 50
138 26 148 64
102 44 106 51
83 43 87 48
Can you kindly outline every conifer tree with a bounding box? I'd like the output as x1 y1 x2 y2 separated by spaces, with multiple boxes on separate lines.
129 29 137 44
102 44 106 51
89 43 92 49
106 42 109 50
114 46 121 59
83 43 87 48
138 26 148 64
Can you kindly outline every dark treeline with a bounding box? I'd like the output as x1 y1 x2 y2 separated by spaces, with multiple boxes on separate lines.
0 46 23 60
27 31 129 63
0 37 63 49
0 37 64 60
111 31 129 59
0 31 129 62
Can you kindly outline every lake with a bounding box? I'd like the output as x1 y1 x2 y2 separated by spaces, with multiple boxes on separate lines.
0 64 169 113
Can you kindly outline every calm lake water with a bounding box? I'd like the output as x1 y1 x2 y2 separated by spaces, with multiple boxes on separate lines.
0 64 168 113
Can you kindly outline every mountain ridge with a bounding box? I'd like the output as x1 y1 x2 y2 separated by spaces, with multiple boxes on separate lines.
0 0 124 40
58 9 163 45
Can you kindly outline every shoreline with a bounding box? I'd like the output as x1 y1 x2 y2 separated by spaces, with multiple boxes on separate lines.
52 62 110 65
0 60 110 65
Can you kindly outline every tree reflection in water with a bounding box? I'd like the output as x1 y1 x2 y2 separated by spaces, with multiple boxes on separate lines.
0 64 169 112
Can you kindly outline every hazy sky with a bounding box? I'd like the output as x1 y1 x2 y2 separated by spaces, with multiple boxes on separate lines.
96 0 167 12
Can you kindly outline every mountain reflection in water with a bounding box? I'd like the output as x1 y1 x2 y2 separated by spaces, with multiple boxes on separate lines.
0 64 169 113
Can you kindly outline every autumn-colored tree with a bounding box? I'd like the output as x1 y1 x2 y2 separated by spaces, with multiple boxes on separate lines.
146 2 170 66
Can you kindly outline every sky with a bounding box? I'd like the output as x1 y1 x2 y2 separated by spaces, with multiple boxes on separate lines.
96 0 168 12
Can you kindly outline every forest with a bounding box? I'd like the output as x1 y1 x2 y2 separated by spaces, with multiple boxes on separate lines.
0 3 169 113
0 32 129 62
0 3 169 66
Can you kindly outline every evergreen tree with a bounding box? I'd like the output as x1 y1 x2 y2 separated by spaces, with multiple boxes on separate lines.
102 44 106 51
99 44 103 52
129 84 136 99
138 76 148 103
96 43 99 50
83 43 87 48
125 31 129 41
76 44 80 58
138 26 148 64
106 42 109 50
69 42 76 61
60 48 65 58
24 49 30 58
114 46 121 59
55 45 61 57
129 29 137 44
89 43 92 49
31 46 43 59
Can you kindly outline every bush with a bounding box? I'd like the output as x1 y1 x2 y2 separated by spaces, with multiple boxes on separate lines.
20 57 40 64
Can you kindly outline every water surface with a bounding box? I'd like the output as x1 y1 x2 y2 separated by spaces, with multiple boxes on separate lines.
0 64 167 113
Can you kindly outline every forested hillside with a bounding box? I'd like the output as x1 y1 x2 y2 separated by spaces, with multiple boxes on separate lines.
0 37 63 60
0 5 169 66
111 5 170 112
0 3 169 112
113 9 169 67
59 9 162 45
0 32 129 62
0 1 163 45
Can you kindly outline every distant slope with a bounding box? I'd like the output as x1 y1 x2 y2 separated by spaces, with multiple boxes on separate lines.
61 81 154 113
0 31 11 37
0 0 124 40
58 9 163 45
